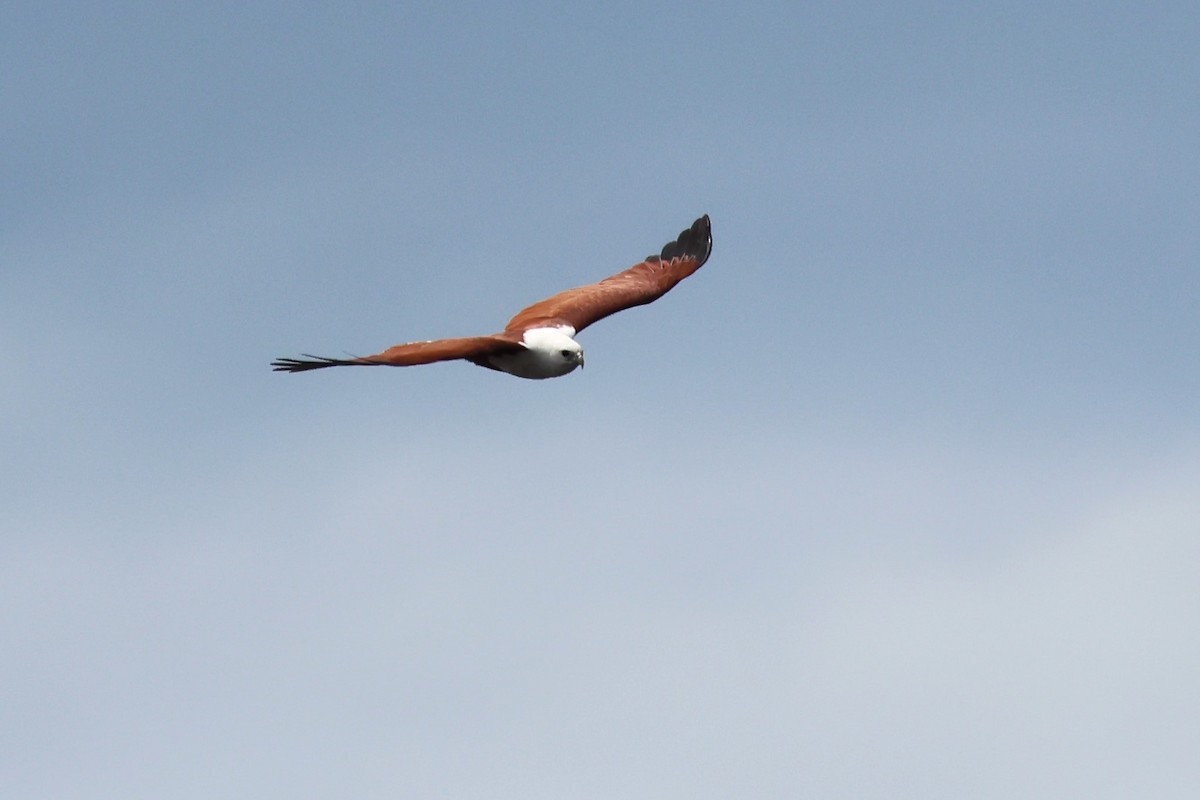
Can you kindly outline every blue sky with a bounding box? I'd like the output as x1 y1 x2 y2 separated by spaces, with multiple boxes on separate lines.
3 1 1199 797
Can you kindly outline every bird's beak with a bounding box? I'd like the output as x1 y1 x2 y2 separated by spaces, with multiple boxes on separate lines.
578 353 585 369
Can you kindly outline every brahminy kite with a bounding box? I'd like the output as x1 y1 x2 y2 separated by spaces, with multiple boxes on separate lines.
272 215 712 379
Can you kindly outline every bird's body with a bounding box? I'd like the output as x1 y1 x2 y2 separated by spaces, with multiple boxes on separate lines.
482 326 584 379
272 215 711 379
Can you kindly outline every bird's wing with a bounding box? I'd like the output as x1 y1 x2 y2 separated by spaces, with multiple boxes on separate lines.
272 333 525 372
503 215 712 335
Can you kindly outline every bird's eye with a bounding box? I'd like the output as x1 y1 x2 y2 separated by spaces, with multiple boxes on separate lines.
560 350 573 358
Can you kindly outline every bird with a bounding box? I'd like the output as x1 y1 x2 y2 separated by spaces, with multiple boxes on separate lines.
271 214 712 379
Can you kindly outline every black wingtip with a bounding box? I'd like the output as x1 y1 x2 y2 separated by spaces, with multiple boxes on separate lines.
271 354 344 373
271 352 389 372
657 214 712 266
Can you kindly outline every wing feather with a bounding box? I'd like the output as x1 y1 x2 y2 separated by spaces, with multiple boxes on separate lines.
271 334 524 373
504 215 712 334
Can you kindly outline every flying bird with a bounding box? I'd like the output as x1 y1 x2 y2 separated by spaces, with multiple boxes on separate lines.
272 214 712 379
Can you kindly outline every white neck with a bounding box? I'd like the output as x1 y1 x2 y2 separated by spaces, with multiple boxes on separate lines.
485 326 584 380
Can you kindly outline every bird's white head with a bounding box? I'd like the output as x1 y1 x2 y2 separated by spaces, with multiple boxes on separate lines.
520 326 584 377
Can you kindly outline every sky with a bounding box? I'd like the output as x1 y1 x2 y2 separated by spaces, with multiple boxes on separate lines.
3 1 1199 797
